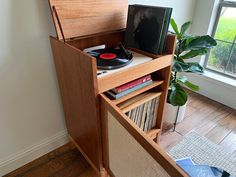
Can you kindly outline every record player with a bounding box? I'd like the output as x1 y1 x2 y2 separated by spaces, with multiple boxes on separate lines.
86 44 134 70
83 44 153 76
48 1 179 176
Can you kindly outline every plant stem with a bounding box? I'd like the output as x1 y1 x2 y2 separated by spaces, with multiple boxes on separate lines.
174 72 177 82
174 39 181 82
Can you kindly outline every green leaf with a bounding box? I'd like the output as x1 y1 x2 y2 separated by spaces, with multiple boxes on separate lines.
172 60 189 72
183 35 217 51
178 36 199 53
169 82 188 106
170 19 181 40
180 49 208 59
170 19 180 35
172 60 204 73
177 76 199 91
187 62 204 73
180 21 191 35
178 36 197 53
183 34 195 40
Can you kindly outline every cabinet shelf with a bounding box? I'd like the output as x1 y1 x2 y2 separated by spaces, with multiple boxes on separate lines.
97 54 172 93
112 80 164 105
118 91 162 113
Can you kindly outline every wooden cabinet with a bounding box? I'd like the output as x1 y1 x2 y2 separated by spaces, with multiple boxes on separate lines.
48 0 187 176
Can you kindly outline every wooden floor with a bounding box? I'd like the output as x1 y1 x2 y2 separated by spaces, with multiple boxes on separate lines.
160 91 236 154
4 92 236 177
3 142 97 177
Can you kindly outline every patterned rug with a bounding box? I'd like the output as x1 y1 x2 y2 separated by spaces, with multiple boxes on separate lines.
168 131 236 176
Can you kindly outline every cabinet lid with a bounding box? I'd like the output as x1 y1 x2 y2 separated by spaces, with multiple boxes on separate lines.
48 0 128 40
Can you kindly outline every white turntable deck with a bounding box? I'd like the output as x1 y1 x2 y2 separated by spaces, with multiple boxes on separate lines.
97 51 153 77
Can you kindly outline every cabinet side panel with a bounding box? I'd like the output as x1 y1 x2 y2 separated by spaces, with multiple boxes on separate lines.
108 111 178 177
50 37 102 172
165 34 176 55
100 94 187 177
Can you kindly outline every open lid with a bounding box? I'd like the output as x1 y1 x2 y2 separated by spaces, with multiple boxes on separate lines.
48 0 128 41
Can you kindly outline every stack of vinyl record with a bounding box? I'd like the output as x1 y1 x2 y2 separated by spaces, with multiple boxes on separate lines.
126 97 160 132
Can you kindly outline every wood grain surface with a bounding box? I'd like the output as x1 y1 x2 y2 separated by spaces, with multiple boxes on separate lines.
3 143 98 177
98 55 172 93
50 37 102 174
48 0 128 40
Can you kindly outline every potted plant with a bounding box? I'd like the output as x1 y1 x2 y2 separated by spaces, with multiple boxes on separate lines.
163 19 217 128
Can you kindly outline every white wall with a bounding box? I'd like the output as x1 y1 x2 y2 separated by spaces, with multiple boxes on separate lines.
0 0 196 175
191 0 217 35
129 0 196 28
0 0 68 175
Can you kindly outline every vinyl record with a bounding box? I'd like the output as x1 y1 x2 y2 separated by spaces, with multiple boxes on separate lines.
87 48 133 70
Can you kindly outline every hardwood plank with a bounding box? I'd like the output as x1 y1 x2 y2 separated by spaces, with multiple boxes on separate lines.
187 93 209 109
3 143 74 177
219 127 236 153
4 143 97 177
161 91 236 151
194 106 233 136
183 105 197 119
160 131 183 150
20 151 82 177
48 157 98 177
175 99 221 135
205 113 236 144
194 118 223 136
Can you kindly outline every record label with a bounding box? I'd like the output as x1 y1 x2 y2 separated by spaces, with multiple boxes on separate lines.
100 53 117 60
87 48 133 70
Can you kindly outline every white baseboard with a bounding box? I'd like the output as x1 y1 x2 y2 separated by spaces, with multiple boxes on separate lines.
0 130 69 176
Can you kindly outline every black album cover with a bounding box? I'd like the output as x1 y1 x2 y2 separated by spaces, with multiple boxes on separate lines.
124 5 172 54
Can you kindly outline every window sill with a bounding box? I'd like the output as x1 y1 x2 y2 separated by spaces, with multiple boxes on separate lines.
196 70 236 89
185 69 236 109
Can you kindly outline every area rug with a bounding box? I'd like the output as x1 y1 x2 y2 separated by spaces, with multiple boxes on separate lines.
168 131 236 176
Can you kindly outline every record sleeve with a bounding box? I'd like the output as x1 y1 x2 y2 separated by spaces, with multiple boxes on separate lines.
125 4 172 54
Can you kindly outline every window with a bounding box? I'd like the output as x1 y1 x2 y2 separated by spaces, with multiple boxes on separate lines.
204 0 236 78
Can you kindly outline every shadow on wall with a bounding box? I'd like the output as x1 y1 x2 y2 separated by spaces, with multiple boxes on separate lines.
0 0 64 161
9 0 55 60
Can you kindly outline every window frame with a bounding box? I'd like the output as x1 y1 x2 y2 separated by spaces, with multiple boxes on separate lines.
204 0 236 79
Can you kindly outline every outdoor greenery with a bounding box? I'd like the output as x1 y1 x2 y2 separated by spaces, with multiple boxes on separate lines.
215 17 236 42
208 17 236 74
168 19 217 106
